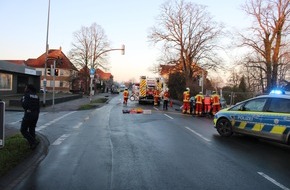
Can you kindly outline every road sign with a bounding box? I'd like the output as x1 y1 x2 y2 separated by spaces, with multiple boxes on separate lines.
0 101 5 148
90 68 95 75
43 79 47 86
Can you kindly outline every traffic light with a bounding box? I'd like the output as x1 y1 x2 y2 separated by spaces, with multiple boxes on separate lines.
47 68 51 75
55 69 59 76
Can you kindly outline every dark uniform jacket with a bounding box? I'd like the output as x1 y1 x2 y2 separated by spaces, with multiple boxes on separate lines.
21 92 40 117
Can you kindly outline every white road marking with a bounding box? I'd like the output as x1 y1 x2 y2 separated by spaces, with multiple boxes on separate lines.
8 113 47 125
84 116 90 121
73 122 83 129
52 134 71 145
185 127 211 142
258 172 290 190
9 120 21 125
164 114 174 119
153 107 159 111
36 111 76 131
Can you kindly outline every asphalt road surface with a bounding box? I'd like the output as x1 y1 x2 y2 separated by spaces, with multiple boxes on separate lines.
5 94 290 190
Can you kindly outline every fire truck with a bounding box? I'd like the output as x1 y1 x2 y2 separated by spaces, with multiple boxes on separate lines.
138 76 164 105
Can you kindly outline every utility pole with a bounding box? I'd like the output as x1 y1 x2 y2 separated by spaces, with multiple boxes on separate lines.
43 0 51 107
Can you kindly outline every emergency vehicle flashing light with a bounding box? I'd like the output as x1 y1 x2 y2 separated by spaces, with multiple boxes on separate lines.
269 89 285 95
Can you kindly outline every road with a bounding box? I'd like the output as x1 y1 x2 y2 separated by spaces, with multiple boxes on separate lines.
5 94 290 190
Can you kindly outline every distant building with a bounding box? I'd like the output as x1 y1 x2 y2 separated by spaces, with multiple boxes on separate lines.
96 68 113 93
77 67 113 94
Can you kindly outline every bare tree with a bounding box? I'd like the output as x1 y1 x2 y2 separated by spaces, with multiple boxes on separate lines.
68 23 110 93
227 69 240 88
239 0 290 92
68 23 110 71
148 0 224 88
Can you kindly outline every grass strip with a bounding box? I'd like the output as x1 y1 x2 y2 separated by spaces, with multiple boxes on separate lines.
0 134 32 176
78 98 108 110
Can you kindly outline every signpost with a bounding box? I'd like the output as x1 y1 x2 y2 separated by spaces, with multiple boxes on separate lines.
89 68 95 102
0 101 5 148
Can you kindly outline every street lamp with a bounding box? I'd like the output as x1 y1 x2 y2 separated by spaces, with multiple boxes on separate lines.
89 44 125 102
43 0 51 107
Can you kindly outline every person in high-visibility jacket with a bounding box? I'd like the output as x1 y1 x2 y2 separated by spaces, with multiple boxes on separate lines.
211 91 220 115
195 92 204 116
204 94 211 115
182 88 191 114
163 88 170 110
123 88 129 105
153 87 160 106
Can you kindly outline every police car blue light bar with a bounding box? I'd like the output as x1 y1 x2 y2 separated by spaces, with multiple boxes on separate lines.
270 89 285 95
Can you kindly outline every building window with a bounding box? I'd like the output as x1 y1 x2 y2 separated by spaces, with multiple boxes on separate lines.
60 81 63 87
0 73 12 90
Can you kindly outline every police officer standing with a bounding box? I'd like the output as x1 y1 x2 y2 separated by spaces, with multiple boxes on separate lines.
20 84 40 149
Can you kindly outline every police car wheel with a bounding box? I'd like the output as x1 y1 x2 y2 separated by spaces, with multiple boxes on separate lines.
216 118 233 137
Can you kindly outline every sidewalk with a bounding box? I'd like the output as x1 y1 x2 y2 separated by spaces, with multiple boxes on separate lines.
1 92 116 190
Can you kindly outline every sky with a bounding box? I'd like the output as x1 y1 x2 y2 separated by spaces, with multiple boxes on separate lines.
0 0 249 83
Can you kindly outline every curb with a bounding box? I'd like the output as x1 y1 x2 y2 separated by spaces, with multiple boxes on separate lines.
0 132 49 190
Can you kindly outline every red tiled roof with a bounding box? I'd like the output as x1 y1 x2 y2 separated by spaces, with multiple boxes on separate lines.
78 67 113 80
25 49 78 71
96 68 112 80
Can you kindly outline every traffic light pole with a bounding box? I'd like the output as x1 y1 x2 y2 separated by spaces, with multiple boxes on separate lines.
52 60 56 108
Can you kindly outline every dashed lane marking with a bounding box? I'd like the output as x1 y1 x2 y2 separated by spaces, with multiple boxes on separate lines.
185 127 211 142
51 134 71 146
258 172 290 190
73 122 83 129
36 111 76 131
164 114 174 119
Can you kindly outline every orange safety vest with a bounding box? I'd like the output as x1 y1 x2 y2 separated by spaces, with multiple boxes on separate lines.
163 91 170 100
204 96 211 105
211 94 220 105
123 90 129 98
183 91 190 102
195 94 204 104
154 89 160 97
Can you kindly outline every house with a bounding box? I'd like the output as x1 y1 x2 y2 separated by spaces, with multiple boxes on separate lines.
76 67 114 94
25 48 79 92
95 68 113 93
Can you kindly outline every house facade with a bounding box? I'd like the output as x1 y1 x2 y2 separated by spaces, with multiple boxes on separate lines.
25 48 79 92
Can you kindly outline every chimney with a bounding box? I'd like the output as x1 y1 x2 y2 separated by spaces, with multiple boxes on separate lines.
59 46 62 51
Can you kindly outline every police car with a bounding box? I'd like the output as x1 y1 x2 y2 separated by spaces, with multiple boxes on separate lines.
213 91 290 144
